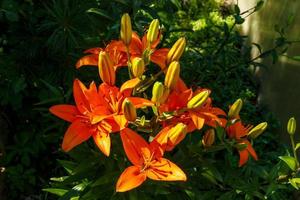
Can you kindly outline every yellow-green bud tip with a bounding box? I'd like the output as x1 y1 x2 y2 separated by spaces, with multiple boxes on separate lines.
147 19 160 44
228 98 243 119
248 122 268 139
166 37 186 65
164 61 180 90
202 129 215 147
287 117 296 135
132 57 145 78
98 51 115 86
152 82 164 104
187 90 210 110
166 123 187 151
120 13 132 46
122 98 137 122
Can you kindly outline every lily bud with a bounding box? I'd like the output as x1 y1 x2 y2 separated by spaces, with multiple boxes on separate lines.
187 90 210 110
166 123 187 151
120 13 132 46
202 129 215 147
287 117 296 135
160 87 170 104
228 99 243 119
164 61 180 90
166 37 186 65
248 122 268 139
122 98 137 122
132 57 145 78
152 82 164 103
98 51 115 86
147 19 160 44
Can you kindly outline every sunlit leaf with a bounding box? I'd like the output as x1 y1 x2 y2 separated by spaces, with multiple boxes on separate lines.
43 188 68 196
279 156 297 171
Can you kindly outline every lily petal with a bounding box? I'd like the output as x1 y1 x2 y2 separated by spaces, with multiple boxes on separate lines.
189 111 205 130
151 125 172 156
75 54 98 69
147 158 187 181
120 128 150 166
245 140 258 161
175 78 188 93
49 105 80 122
83 47 103 54
73 79 90 114
116 166 146 192
238 148 249 167
120 78 141 94
127 97 153 108
113 115 128 130
93 130 111 156
62 120 93 152
150 48 169 69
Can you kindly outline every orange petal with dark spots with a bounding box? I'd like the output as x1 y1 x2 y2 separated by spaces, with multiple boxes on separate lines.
116 166 146 192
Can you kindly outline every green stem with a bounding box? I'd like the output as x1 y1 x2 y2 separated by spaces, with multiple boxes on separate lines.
126 46 132 79
290 135 299 167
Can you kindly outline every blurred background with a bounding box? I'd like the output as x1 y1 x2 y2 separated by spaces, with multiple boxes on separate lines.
1 0 300 199
240 0 300 140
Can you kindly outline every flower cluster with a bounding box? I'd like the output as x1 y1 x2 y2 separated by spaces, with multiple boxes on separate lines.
50 13 268 192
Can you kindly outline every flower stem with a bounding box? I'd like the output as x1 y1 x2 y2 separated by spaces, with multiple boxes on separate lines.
290 135 299 167
126 46 132 79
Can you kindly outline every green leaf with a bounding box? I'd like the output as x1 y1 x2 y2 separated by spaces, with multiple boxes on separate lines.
289 178 299 190
234 15 245 24
50 176 68 182
215 126 225 141
295 143 300 151
290 56 300 61
92 172 119 187
40 79 62 97
234 5 240 14
170 0 181 9
43 188 68 196
86 8 114 21
279 156 297 171
57 160 77 174
254 1 264 12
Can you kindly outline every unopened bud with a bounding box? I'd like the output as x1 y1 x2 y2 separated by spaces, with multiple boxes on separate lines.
248 122 268 139
132 57 145 78
147 19 160 44
160 87 170 104
187 90 210 110
166 37 186 65
120 13 132 46
164 61 180 90
202 129 215 147
166 123 187 151
122 98 137 122
98 52 115 85
228 99 243 119
152 82 164 103
287 117 296 135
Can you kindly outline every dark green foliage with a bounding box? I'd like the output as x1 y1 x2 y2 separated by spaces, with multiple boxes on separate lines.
0 0 297 199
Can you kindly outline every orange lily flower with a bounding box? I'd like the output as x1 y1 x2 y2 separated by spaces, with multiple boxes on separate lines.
109 32 189 92
50 79 153 156
93 82 153 127
116 128 186 192
75 44 127 69
159 89 226 132
50 79 118 155
226 118 258 167
108 32 169 69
